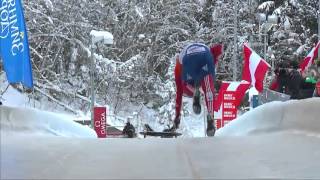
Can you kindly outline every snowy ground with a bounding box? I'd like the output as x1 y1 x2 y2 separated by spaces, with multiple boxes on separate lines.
1 98 320 179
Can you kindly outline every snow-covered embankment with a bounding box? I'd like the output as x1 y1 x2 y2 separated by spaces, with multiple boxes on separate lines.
0 106 96 137
216 98 320 136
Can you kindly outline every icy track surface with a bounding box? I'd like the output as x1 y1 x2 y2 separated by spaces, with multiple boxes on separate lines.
1 98 320 179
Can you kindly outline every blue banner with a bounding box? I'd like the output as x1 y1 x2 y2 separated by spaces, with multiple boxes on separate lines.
0 0 33 89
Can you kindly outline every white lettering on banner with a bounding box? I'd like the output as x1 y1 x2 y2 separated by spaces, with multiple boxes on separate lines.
100 112 106 135
95 121 100 127
186 46 206 55
11 41 23 55
223 94 236 100
223 111 236 118
0 0 9 38
223 102 235 109
0 0 25 56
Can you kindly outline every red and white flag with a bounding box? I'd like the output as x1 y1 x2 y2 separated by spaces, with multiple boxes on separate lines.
299 41 320 73
242 44 271 92
210 44 223 65
214 80 251 111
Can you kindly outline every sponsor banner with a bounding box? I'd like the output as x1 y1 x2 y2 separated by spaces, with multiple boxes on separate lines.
94 107 107 138
0 0 33 88
221 91 237 128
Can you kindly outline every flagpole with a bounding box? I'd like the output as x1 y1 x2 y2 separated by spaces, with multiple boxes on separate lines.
90 38 96 129
233 0 238 81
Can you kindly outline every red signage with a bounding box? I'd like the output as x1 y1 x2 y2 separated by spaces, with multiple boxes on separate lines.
214 80 250 130
221 91 237 128
94 107 107 138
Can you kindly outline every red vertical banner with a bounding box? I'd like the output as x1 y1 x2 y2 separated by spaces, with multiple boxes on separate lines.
215 81 250 130
222 91 237 128
94 107 107 138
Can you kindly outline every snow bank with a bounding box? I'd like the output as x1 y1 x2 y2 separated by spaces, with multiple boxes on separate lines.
0 106 96 138
216 98 320 136
0 74 29 107
90 30 113 45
